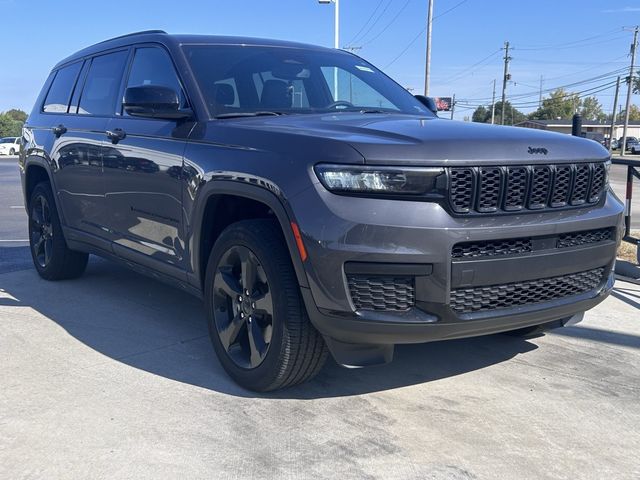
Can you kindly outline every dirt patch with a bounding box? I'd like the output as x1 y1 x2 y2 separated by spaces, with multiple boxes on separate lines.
618 230 639 264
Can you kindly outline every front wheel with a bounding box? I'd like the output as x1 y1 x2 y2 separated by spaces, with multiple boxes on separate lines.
204 219 328 391
9 148 15 155
29 182 88 280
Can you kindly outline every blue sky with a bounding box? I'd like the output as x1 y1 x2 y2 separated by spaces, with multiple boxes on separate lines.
1 0 638 120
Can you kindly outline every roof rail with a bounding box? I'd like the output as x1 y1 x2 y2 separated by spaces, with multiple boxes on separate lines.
96 30 167 45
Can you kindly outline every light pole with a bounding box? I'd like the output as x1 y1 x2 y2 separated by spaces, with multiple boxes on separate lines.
319 0 340 98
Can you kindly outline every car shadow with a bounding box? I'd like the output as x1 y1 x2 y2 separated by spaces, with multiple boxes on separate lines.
1 252 541 399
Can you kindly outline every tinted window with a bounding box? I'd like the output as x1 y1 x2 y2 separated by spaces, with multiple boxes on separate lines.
125 47 183 103
43 62 82 113
78 51 128 116
183 45 432 118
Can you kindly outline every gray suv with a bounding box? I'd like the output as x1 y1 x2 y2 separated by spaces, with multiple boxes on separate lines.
20 31 623 391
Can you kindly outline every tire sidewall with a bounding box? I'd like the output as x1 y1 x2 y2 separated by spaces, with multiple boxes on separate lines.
29 183 65 278
204 222 292 390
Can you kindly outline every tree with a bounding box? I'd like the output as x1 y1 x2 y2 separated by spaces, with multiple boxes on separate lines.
4 109 27 123
619 104 640 121
580 96 606 122
0 114 22 137
472 105 488 123
472 101 525 125
528 88 581 120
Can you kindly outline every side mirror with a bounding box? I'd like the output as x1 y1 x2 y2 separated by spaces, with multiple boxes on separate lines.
414 95 438 115
123 85 192 120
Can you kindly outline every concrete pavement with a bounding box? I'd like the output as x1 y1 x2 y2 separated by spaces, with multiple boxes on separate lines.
1 252 639 479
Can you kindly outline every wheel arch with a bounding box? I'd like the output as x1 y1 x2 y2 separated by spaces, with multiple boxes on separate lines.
190 180 309 292
24 160 54 209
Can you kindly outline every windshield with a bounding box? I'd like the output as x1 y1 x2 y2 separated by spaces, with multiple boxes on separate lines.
182 44 432 118
0 137 16 143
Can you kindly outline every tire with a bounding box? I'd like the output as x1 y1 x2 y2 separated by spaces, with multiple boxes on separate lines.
204 219 328 391
29 182 88 280
9 148 15 155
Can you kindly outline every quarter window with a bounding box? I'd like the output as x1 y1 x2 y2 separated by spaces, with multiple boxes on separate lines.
43 62 82 113
78 50 128 116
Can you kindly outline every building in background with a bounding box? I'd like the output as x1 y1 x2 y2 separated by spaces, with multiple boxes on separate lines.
516 119 640 144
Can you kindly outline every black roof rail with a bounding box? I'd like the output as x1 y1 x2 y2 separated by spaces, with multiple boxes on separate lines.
95 30 167 45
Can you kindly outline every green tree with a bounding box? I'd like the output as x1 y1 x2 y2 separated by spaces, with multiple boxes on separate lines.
580 96 606 122
529 88 581 120
4 109 27 123
0 114 22 137
472 101 525 125
619 104 640 121
472 105 488 123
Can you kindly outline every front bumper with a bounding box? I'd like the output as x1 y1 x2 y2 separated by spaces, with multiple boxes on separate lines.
290 183 624 351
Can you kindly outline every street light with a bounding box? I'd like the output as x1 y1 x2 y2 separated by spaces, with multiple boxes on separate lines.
318 0 340 99
318 0 339 49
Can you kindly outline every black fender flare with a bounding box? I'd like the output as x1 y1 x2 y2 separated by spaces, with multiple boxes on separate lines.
187 179 310 291
22 155 60 215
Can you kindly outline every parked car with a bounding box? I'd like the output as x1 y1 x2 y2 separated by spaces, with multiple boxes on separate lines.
20 31 623 391
0 136 20 155
618 136 639 150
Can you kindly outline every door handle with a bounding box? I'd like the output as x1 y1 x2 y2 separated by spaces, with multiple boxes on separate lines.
106 128 126 144
52 124 67 137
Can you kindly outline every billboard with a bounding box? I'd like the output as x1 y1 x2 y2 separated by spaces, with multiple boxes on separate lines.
435 97 453 112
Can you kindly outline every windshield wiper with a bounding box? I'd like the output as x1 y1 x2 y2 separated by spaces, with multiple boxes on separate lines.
214 111 285 119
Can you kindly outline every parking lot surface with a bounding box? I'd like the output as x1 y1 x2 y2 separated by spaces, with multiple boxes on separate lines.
1 155 639 479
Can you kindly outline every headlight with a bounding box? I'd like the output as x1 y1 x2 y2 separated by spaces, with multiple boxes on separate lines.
314 164 445 196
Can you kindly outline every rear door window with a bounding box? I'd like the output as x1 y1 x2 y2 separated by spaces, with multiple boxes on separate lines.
43 62 83 113
78 50 128 116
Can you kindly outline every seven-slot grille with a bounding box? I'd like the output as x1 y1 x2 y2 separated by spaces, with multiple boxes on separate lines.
448 162 607 214
450 267 605 314
347 276 415 311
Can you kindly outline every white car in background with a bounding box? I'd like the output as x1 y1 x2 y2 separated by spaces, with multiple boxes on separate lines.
0 137 20 155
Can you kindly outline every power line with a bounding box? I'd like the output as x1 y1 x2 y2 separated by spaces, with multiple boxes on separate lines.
383 0 472 68
353 0 394 46
346 0 385 46
441 49 502 84
361 0 412 46
432 0 470 20
460 67 628 104
516 28 622 50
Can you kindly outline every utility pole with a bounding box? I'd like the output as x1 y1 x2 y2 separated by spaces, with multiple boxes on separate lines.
538 75 543 109
501 41 511 125
491 79 496 124
609 76 621 154
424 0 434 96
621 26 638 155
450 94 456 120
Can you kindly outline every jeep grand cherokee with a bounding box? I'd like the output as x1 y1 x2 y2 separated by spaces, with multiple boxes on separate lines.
20 31 624 391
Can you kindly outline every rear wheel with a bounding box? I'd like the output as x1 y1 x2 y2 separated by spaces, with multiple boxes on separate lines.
29 182 88 280
205 219 328 391
9 148 15 155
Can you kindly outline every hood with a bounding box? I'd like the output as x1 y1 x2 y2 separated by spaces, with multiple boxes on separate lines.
216 113 609 166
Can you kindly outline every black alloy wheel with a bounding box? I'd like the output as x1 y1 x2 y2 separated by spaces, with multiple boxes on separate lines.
30 193 54 268
28 182 88 280
212 245 274 369
204 219 328 391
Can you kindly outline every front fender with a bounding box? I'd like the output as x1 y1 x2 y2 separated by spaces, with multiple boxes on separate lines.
185 178 310 292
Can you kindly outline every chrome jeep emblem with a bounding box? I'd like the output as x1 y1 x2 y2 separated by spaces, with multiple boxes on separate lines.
528 146 548 155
